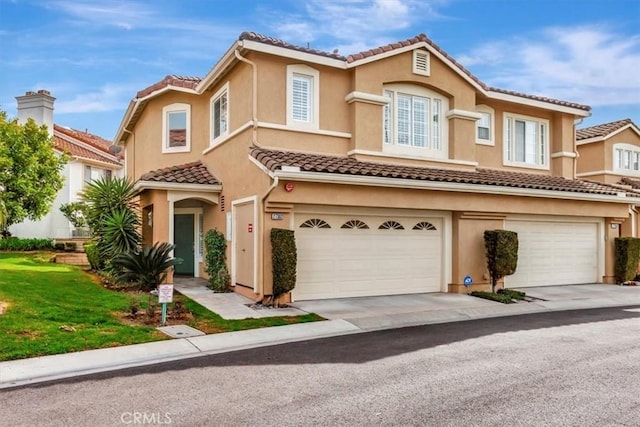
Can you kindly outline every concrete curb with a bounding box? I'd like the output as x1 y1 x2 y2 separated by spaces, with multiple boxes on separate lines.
1 292 639 389
0 320 359 389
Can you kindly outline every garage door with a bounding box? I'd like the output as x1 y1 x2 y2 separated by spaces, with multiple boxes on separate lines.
294 214 443 300
505 220 600 288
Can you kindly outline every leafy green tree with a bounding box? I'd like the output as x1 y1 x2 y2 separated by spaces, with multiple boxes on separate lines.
0 111 67 232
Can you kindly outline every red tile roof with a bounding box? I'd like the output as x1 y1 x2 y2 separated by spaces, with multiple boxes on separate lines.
53 125 121 166
133 32 590 113
240 32 590 112
250 147 622 196
576 118 635 140
136 75 201 99
140 161 220 185
620 177 640 190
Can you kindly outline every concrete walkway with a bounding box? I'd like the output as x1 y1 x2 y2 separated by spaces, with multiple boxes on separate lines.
1 283 639 389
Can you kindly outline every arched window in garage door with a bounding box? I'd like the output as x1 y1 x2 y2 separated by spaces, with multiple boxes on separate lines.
379 220 404 230
300 218 331 229
341 219 370 229
413 221 437 230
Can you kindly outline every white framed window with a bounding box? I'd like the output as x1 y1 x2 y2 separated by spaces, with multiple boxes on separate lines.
286 64 319 129
382 83 448 159
84 165 92 186
613 143 640 174
504 113 549 169
162 103 191 153
413 49 430 76
476 105 494 145
211 83 229 145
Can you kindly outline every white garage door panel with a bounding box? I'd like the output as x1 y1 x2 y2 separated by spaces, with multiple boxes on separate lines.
295 215 443 300
506 221 599 288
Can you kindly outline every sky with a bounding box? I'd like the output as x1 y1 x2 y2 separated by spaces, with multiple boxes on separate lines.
0 0 639 140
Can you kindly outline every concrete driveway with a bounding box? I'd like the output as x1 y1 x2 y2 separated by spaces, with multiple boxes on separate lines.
291 284 640 331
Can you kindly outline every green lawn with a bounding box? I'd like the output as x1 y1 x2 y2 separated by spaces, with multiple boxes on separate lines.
0 252 321 361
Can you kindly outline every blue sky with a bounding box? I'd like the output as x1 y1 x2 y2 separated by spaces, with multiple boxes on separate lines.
1 0 639 140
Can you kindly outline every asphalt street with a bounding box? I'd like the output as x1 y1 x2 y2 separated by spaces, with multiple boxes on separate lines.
2 306 639 426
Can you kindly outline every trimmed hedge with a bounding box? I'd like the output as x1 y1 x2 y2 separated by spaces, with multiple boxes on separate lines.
84 242 101 271
614 237 640 283
484 230 518 293
204 229 230 292
0 238 53 251
271 228 297 300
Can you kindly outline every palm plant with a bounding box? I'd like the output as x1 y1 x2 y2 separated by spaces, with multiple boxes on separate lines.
81 177 141 267
111 242 182 291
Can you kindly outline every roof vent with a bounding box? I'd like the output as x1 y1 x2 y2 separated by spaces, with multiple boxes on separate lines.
413 49 430 76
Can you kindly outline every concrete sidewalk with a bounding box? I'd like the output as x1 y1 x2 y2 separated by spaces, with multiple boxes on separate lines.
1 284 639 389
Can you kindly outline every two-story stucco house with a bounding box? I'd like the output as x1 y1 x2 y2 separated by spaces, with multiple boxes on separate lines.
9 90 123 239
113 32 640 301
576 118 640 238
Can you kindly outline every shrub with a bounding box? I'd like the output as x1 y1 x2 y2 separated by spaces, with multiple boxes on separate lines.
484 230 518 293
84 242 101 271
471 291 515 304
497 288 526 300
614 237 640 283
111 242 182 291
0 237 53 251
271 228 297 301
204 229 230 292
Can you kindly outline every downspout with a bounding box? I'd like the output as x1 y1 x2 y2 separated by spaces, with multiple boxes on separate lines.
234 48 278 301
234 48 260 148
573 117 584 179
121 128 134 179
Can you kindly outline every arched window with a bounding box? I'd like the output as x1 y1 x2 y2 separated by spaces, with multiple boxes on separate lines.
413 221 437 230
341 220 370 229
379 220 404 230
300 218 331 229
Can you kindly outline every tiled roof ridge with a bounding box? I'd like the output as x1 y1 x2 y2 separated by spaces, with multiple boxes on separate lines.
239 31 346 60
576 118 634 140
140 161 221 185
250 147 624 196
53 135 120 166
619 176 640 190
53 124 112 151
136 74 201 99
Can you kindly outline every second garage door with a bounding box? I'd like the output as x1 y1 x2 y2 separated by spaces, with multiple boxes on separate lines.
505 219 600 288
294 214 444 300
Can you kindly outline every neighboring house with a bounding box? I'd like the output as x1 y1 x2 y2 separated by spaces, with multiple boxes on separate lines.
9 90 123 239
576 118 640 238
113 32 640 301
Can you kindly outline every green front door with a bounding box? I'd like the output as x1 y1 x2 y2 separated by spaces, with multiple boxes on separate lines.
174 214 195 276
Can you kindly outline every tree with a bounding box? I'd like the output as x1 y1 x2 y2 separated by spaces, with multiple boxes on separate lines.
0 111 67 232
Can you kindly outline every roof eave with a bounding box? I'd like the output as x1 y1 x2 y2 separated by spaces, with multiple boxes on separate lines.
134 180 222 193
486 90 591 116
273 169 635 204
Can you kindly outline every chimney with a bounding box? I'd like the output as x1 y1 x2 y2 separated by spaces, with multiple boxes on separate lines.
15 90 55 136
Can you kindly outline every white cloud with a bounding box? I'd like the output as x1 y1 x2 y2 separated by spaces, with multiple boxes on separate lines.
458 26 640 107
54 84 136 114
267 0 450 53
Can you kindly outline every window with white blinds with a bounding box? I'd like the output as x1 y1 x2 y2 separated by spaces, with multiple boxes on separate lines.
211 83 229 144
287 64 319 129
504 113 549 168
292 74 312 122
383 84 446 157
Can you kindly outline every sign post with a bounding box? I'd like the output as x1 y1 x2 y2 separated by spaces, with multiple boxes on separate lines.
158 284 174 326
